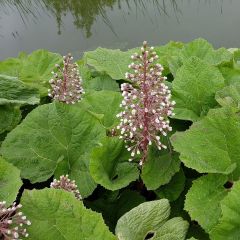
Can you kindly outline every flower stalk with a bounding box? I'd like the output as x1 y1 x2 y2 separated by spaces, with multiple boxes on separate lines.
50 175 82 200
0 201 31 239
48 53 84 104
116 41 175 165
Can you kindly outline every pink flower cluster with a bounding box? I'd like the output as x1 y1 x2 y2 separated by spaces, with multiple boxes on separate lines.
50 175 82 200
0 201 31 239
48 53 84 104
116 41 175 165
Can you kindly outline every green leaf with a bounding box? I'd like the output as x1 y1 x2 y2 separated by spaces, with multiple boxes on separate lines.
86 75 119 92
181 39 232 65
171 107 239 175
0 157 22 205
141 146 181 190
219 67 240 85
172 57 225 121
0 74 40 105
233 49 240 69
0 52 27 76
168 56 182 77
0 105 21 134
21 189 116 240
154 41 184 75
169 38 232 75
84 48 134 80
115 199 189 240
86 74 119 91
78 60 119 92
155 168 185 202
81 90 122 128
215 82 240 107
1 102 106 197
210 180 240 239
184 174 228 232
90 137 139 191
19 50 62 95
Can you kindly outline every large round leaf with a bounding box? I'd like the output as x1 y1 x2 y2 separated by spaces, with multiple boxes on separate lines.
169 38 232 76
185 174 228 232
115 199 189 240
172 57 225 121
171 107 238 176
0 157 22 205
90 137 139 191
1 102 106 197
21 189 116 240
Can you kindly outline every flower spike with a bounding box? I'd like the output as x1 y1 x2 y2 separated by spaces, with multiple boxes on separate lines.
116 41 175 165
50 175 82 200
48 53 84 104
0 201 31 239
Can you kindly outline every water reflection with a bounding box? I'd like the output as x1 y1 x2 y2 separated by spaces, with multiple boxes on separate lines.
0 0 185 37
0 0 239 60
43 0 117 36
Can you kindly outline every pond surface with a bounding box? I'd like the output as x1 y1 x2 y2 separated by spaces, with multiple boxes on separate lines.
0 0 240 60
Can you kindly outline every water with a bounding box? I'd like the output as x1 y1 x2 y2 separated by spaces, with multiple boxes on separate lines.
0 0 240 60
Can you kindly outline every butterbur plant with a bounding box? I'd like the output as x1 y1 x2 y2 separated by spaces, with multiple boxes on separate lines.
2 38 238 239
48 53 84 104
116 41 175 165
50 175 82 200
0 201 31 239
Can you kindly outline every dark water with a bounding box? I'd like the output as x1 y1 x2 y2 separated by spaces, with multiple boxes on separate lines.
0 0 240 60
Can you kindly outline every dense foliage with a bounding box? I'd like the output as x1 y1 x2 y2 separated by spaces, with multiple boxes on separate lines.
0 38 240 239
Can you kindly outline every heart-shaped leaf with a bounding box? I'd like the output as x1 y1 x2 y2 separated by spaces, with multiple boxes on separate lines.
1 102 106 197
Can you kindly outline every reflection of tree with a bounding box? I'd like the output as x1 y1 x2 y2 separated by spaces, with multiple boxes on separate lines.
1 0 224 38
42 0 117 36
0 0 45 24
0 0 185 37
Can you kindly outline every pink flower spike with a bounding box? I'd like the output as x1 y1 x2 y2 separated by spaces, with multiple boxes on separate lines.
0 201 30 239
116 41 175 165
50 175 82 200
48 53 84 104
